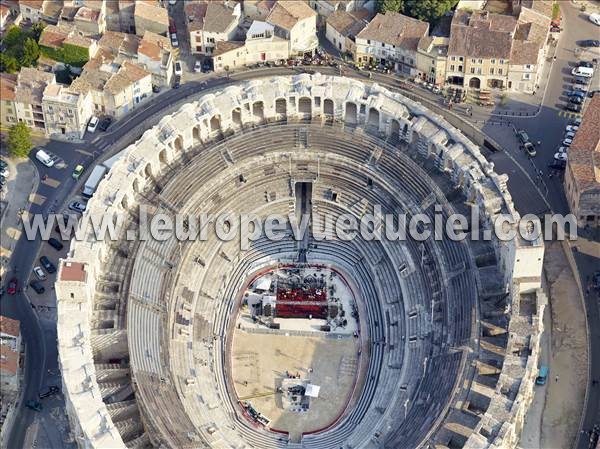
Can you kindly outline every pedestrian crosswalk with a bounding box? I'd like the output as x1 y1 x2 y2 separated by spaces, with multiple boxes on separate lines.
558 110 581 118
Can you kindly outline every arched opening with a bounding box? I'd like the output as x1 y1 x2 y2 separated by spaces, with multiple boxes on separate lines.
132 178 140 194
232 108 242 126
367 108 379 127
144 163 153 179
275 98 287 115
323 99 334 116
391 119 400 136
192 126 200 144
298 97 312 115
174 135 183 151
345 102 357 124
159 149 168 165
411 131 420 145
252 101 264 121
469 77 481 89
210 115 221 132
121 195 129 210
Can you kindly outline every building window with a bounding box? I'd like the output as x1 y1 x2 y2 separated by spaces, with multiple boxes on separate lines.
459 56 463 61
498 68 503 75
499 59 505 64
523 73 531 80
470 67 475 74
477 68 482 75
490 67 494 75
471 58 476 63
367 39 371 44
478 59 482 64
491 59 496 64
451 56 455 61
458 65 463 71
381 42 385 47
526 64 532 70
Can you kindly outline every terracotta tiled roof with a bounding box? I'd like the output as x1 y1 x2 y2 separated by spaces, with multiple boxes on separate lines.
567 96 600 190
0 73 17 102
135 1 168 26
185 2 238 34
39 24 68 48
357 12 429 51
267 0 316 31
60 261 86 282
0 344 18 376
19 0 44 10
212 40 244 57
0 315 20 337
326 9 370 38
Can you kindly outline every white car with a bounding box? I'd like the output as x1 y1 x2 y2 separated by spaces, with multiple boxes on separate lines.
557 146 568 154
564 131 576 140
573 118 582 126
563 138 573 146
565 125 579 133
33 266 47 281
589 13 600 26
0 167 8 178
87 116 99 133
174 60 183 76
168 0 176 4
194 60 202 73
170 33 179 48
69 201 87 213
554 152 568 162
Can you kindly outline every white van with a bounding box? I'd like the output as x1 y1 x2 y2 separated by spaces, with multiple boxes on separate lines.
589 13 600 26
87 116 99 133
35 149 55 167
572 66 594 78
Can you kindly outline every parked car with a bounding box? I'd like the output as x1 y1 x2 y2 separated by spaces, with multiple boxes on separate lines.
522 142 536 157
579 39 600 47
569 96 583 104
25 400 43 412
39 386 60 399
72 164 84 180
548 159 567 170
152 85 161 93
202 59 213 73
563 137 573 146
578 61 594 68
0 166 8 177
572 77 589 85
0 159 7 169
174 60 183 76
564 131 576 140
554 152 568 162
68 201 87 213
99 117 112 131
589 13 600 26
29 281 45 294
168 19 176 34
566 103 582 113
536 365 549 385
33 266 47 281
39 256 56 273
48 237 64 251
7 278 18 295
567 90 586 98
557 146 569 154
87 116 99 133
572 117 582 126
170 33 179 48
194 60 202 73
173 76 181 89
516 130 530 144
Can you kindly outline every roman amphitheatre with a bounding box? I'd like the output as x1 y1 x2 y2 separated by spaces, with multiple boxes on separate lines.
55 74 546 449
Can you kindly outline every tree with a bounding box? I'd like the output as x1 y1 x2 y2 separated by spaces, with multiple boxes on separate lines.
0 54 19 73
402 0 459 23
377 0 403 13
2 25 23 48
21 38 40 68
31 22 46 41
7 123 33 158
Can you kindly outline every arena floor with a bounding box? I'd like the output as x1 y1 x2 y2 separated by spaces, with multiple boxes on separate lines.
230 329 361 441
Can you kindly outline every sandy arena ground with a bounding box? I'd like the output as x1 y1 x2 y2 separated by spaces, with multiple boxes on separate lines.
230 330 361 442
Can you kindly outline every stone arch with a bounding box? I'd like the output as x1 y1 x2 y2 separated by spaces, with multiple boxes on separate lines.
121 194 129 210
298 97 312 115
192 125 201 144
144 163 153 179
411 131 420 145
252 101 264 121
367 108 379 127
174 135 183 151
132 178 140 194
391 119 400 136
469 77 481 89
210 115 221 132
159 149 168 166
275 98 287 115
232 108 242 126
345 102 357 124
324 98 334 116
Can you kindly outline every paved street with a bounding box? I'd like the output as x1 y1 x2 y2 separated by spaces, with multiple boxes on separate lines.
1 3 599 445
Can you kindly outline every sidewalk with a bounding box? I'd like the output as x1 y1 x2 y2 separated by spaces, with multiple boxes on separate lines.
0 158 39 280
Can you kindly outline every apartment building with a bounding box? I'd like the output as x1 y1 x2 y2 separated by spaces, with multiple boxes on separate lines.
185 1 242 56
42 84 93 139
18 0 47 23
355 12 429 74
212 20 289 72
137 31 174 86
416 36 449 86
14 68 56 133
0 316 21 398
309 0 374 27
0 74 18 128
564 96 600 228
325 9 370 55
73 4 106 36
134 1 169 37
266 1 318 56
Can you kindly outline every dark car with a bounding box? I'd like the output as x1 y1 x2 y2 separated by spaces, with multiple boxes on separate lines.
566 103 582 112
202 59 213 73
29 281 45 294
567 90 586 98
569 96 583 104
99 117 112 131
579 39 600 47
572 77 589 85
7 277 18 295
152 85 161 93
48 237 64 250
173 76 181 89
548 159 566 170
578 61 594 68
39 385 60 399
39 256 56 273
25 400 42 412
516 130 530 144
